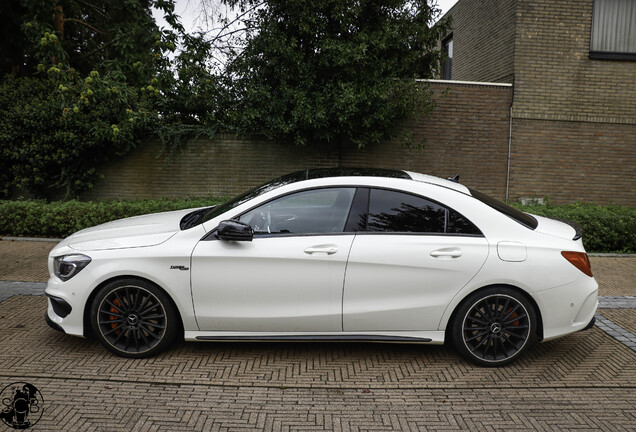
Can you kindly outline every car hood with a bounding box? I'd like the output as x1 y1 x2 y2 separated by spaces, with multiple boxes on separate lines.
531 214 579 240
63 208 198 251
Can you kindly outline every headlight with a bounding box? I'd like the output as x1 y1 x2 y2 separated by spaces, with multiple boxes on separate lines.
53 254 92 281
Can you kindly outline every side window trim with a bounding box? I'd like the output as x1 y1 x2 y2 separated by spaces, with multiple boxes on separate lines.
344 187 369 232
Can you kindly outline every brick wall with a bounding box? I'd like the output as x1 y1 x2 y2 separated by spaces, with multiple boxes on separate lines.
508 0 636 205
83 76 634 206
443 0 517 83
513 0 636 123
341 82 513 198
83 136 338 200
510 119 636 204
84 82 513 200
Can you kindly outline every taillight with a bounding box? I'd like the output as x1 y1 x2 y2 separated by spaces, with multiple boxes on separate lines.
561 251 593 277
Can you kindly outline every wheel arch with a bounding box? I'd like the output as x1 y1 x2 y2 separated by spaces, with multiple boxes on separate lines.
83 275 185 339
444 284 544 343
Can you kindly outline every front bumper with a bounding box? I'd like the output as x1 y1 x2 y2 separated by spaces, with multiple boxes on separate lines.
45 311 65 333
45 273 93 337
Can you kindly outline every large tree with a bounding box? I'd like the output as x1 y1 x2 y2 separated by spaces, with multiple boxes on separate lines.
0 0 187 198
223 0 449 148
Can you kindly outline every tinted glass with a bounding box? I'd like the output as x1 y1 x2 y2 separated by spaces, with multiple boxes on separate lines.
447 209 481 235
367 189 446 233
238 188 355 235
469 188 537 230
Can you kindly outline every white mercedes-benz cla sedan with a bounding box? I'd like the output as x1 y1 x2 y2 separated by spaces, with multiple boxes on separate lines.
45 168 598 366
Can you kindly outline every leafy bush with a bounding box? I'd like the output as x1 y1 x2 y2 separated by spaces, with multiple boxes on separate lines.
0 197 226 238
514 203 636 253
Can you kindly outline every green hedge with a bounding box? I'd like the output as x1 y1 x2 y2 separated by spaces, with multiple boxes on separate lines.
513 203 636 254
0 199 634 253
0 197 226 239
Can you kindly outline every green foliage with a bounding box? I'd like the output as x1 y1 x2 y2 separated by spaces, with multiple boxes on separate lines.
0 0 193 199
0 197 226 238
225 0 449 147
0 74 154 198
0 0 451 199
514 203 636 253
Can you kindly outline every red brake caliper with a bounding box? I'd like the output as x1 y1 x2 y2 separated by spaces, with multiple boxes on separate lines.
110 298 122 335
506 308 520 326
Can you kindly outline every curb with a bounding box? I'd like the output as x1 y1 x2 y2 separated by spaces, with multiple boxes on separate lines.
1 236 62 243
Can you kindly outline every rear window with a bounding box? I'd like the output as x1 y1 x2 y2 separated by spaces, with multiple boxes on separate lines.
469 189 538 230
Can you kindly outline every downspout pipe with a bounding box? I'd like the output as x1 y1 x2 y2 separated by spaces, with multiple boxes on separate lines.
506 100 513 201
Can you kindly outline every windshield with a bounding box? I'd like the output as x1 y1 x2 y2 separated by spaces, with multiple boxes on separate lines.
192 168 412 229
469 188 538 230
198 171 309 226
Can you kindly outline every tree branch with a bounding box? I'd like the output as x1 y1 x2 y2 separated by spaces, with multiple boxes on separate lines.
63 18 106 34
81 39 115 58
71 0 109 19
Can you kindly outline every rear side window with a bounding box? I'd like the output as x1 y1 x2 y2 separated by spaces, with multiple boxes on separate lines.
360 189 481 235
469 188 538 230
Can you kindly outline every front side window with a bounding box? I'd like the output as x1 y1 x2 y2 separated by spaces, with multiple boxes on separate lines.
590 0 636 60
364 189 481 235
238 188 355 235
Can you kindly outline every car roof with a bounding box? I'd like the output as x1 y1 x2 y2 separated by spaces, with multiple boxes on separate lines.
284 168 470 194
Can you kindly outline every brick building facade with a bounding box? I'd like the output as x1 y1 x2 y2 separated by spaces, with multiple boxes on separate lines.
442 0 635 205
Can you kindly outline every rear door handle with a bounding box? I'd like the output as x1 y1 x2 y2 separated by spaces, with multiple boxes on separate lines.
430 248 463 258
304 246 338 255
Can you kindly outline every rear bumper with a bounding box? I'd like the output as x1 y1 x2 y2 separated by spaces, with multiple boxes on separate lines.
581 316 596 331
537 274 598 341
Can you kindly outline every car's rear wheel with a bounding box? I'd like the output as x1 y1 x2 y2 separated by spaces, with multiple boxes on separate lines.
91 278 177 358
452 287 537 367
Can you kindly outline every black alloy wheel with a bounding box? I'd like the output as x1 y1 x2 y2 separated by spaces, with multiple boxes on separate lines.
91 278 177 358
452 287 537 367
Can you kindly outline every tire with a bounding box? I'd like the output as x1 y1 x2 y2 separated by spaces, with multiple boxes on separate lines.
90 278 178 358
451 286 537 367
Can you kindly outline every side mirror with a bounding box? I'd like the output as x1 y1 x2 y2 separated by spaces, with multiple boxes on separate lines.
216 220 253 241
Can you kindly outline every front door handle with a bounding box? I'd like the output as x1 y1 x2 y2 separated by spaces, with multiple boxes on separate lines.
430 248 463 258
304 245 338 255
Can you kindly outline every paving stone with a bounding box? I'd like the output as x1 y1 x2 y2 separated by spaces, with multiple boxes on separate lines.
1 243 635 431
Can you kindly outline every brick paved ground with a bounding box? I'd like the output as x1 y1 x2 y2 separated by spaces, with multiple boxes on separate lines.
0 238 54 282
590 256 636 296
0 240 635 431
1 297 635 431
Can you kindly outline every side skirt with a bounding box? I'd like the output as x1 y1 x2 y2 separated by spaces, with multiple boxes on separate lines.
185 331 445 344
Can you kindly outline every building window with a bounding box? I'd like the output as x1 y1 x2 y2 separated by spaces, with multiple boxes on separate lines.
442 35 453 79
590 0 636 60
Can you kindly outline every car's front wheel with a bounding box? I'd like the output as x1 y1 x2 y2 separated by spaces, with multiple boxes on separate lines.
90 278 177 358
452 287 537 367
